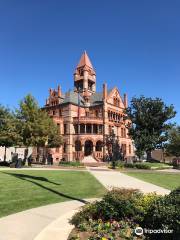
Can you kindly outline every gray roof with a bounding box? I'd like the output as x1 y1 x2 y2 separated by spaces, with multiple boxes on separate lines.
62 91 85 106
60 89 113 107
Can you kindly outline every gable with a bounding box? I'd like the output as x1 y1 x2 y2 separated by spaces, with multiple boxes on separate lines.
107 87 125 108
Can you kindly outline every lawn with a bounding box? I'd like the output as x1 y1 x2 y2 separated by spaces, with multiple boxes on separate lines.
125 172 180 190
0 170 105 218
140 162 172 169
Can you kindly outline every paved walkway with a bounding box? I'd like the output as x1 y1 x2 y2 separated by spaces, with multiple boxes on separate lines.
88 167 170 195
0 200 90 240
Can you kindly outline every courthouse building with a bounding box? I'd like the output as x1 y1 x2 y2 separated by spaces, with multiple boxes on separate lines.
44 52 134 163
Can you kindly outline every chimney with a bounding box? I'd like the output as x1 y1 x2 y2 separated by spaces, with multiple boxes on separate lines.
103 83 107 100
58 85 61 97
124 93 128 108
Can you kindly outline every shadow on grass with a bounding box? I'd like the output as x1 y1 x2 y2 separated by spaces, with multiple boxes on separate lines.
1 172 89 204
3 173 61 185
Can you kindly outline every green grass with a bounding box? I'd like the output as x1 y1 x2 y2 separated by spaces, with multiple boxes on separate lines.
125 172 180 190
141 162 172 169
0 170 105 218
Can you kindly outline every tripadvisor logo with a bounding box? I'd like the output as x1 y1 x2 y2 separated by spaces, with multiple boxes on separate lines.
135 227 143 236
135 227 174 236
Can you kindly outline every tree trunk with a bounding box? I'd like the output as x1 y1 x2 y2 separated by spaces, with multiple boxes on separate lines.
3 147 7 161
146 150 152 161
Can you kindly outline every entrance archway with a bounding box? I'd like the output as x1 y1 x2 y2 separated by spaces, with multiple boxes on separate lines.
84 140 93 156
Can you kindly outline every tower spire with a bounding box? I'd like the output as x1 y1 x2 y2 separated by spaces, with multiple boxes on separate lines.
74 51 96 94
77 51 94 69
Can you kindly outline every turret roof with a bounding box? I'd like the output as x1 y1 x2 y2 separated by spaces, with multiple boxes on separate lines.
77 51 94 69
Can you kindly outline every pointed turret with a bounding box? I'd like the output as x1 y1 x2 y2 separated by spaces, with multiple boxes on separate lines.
77 51 94 69
74 51 96 94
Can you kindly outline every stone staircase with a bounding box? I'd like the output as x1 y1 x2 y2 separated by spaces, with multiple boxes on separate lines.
82 155 108 167
82 155 97 163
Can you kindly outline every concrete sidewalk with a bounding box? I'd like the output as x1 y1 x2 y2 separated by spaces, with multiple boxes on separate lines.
0 200 87 240
88 167 170 195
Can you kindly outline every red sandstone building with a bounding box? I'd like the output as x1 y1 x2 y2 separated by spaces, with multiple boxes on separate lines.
44 52 134 163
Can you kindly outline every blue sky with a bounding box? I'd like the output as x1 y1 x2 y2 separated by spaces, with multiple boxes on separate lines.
0 0 179 123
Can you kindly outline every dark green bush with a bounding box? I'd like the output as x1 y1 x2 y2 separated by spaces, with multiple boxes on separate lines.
135 163 151 169
124 163 135 168
59 161 84 167
142 187 180 239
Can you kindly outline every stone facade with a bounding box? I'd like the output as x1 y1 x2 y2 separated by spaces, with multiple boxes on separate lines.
44 51 134 163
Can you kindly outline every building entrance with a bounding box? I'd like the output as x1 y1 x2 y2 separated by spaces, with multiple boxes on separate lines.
84 140 93 156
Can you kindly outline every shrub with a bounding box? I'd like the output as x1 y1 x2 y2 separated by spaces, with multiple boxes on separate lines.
70 188 179 240
135 163 151 169
142 187 180 239
59 161 84 167
0 161 10 167
134 193 160 222
70 188 145 227
124 163 135 168
116 161 124 169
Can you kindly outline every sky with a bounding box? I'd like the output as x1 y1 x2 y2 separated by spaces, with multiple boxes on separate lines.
0 0 179 124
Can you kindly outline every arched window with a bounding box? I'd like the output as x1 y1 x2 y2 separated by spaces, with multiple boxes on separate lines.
96 140 103 151
75 140 82 151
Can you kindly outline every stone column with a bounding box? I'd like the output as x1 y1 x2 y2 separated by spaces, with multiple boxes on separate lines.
93 145 96 152
85 124 86 134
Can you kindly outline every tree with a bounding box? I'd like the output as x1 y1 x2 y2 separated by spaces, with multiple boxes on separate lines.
105 130 122 168
125 96 176 160
166 126 180 157
0 105 21 160
16 94 63 148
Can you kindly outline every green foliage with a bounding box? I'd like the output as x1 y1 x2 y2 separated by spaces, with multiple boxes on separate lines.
135 163 151 169
123 163 151 169
125 96 176 160
124 163 135 168
59 161 84 167
0 105 21 147
70 188 144 226
166 126 180 157
70 187 180 240
142 187 180 239
16 94 63 147
70 187 180 239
